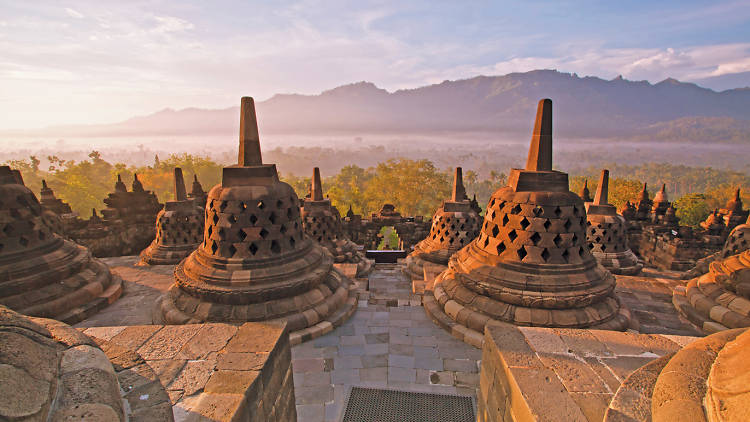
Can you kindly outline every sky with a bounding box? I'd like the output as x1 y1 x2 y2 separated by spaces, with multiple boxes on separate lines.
1 0 749 129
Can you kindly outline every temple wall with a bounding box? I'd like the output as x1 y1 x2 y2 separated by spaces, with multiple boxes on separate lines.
477 323 696 422
81 321 297 421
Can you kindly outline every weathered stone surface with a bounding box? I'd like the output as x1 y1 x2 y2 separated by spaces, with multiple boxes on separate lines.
159 98 356 344
427 99 629 348
0 166 122 324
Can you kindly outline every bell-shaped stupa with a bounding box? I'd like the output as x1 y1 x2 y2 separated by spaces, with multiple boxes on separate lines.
579 179 592 202
300 167 373 277
0 166 122 324
424 99 629 347
139 168 204 265
585 170 643 275
159 97 357 344
188 174 208 209
403 167 480 281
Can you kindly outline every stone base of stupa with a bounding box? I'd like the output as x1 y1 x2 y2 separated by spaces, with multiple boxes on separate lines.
138 241 200 265
158 245 358 345
423 247 631 348
593 250 643 275
673 250 750 334
0 239 123 324
324 238 374 278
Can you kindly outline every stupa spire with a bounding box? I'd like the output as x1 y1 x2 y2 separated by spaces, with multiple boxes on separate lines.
593 170 609 205
42 179 49 189
451 167 467 201
311 167 324 201
115 174 127 192
525 98 553 171
174 167 187 201
238 96 263 166
580 179 592 202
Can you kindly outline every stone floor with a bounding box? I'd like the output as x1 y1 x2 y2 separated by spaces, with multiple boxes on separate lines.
73 257 702 421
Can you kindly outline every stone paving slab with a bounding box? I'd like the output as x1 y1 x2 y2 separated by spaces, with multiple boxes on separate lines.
291 264 481 422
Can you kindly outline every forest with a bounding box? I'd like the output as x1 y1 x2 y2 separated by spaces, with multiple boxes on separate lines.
4 152 748 229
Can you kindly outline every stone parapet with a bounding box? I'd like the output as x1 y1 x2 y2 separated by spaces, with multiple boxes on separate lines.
477 322 695 422
81 321 297 421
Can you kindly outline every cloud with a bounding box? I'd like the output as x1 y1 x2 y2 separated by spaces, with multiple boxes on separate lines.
152 16 194 33
64 8 84 19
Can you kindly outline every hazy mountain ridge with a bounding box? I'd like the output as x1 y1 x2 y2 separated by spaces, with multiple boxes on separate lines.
5 70 750 142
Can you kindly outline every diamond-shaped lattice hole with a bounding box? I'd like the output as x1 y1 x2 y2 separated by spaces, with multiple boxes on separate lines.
553 234 562 247
270 240 281 253
2 224 13 235
512 204 522 214
508 229 518 242
220 201 228 211
579 246 586 256
533 206 543 216
258 200 265 209
543 219 551 230
530 232 541 245
520 217 530 230
571 233 578 244
541 248 550 262
211 241 218 254
259 228 269 239
207 226 213 237
491 224 499 237
228 244 237 256
249 214 258 225
595 236 601 242
564 219 572 230
496 241 506 254
554 206 562 217
269 212 277 224
502 214 509 226
287 208 293 219
248 243 259 255
601 244 607 251
561 249 570 262
18 236 28 247
517 245 527 260
240 202 247 212
276 199 284 208
212 213 219 225
238 229 247 241
588 243 594 250
229 215 237 223
289 236 296 248
280 224 287 234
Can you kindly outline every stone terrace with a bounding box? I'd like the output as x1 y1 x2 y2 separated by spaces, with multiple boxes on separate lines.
71 258 702 421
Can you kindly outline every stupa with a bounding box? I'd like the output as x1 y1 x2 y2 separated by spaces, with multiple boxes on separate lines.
159 97 357 344
0 305 126 421
722 214 750 259
722 188 748 232
188 174 208 209
603 327 750 422
0 166 122 324
423 99 629 347
300 167 373 277
39 180 73 216
403 167 480 281
139 168 204 265
585 169 643 275
650 183 670 221
634 183 652 220
101 173 161 225
579 179 592 202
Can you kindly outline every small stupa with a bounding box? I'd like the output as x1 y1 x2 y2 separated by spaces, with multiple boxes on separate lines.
721 214 750 259
585 170 643 275
403 167 480 281
650 183 670 220
139 168 204 265
0 166 122 324
300 167 373 277
722 188 748 232
634 183 652 220
39 180 73 215
101 174 161 225
423 99 629 347
188 174 208 209
579 179 592 202
159 97 357 344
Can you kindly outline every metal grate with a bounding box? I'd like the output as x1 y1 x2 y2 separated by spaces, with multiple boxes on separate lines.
342 387 475 422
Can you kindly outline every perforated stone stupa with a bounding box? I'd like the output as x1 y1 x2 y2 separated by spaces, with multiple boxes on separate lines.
0 166 122 324
300 167 373 277
159 97 357 344
585 169 643 275
423 99 629 347
403 167 480 281
139 168 204 265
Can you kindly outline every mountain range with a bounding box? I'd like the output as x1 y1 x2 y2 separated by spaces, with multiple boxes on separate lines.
6 70 750 143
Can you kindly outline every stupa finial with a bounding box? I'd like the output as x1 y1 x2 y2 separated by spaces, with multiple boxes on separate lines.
174 167 187 201
525 98 553 171
593 170 609 205
42 179 49 189
451 167 467 201
311 167 324 201
238 96 263 166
